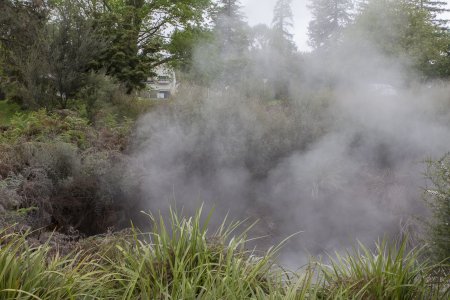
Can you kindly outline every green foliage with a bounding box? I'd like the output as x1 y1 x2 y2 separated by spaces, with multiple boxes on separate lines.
44 0 105 109
0 107 137 232
0 229 107 299
0 110 90 147
0 100 21 126
0 0 48 108
0 209 447 299
167 27 214 73
91 0 213 93
318 239 447 299
272 0 296 54
308 0 354 51
424 154 450 264
416 0 450 29
1 0 213 107
207 0 250 86
100 207 302 299
0 0 106 109
79 73 162 122
0 107 135 150
351 0 449 79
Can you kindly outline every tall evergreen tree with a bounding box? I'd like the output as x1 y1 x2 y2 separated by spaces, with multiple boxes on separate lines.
272 0 296 53
308 0 353 51
214 0 249 54
418 0 449 29
352 0 449 78
216 0 243 18
266 0 298 100
210 0 249 85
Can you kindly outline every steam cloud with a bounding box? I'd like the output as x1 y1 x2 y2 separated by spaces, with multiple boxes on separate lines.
126 28 450 266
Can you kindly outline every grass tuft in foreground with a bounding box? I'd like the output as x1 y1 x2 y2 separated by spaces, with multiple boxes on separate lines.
318 239 449 299
98 207 306 299
0 208 448 299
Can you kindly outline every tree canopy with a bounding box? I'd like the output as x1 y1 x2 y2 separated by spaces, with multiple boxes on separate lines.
350 0 450 78
272 0 296 54
308 0 354 51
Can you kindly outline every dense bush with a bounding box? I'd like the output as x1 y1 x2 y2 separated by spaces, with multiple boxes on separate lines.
143 85 332 179
78 73 157 122
0 109 137 235
0 109 133 150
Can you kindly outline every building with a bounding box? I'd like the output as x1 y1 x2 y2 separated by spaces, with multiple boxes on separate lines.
141 65 177 99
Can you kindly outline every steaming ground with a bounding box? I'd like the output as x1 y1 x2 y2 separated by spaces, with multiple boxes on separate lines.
128 76 450 266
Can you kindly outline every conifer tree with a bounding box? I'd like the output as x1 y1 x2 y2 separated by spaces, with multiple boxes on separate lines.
308 0 354 51
211 0 249 85
418 0 449 29
214 0 249 52
272 0 296 53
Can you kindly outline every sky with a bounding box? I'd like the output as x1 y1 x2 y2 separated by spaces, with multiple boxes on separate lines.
241 0 312 51
241 0 450 52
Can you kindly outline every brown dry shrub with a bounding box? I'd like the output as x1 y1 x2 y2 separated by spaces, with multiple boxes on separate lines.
94 128 124 151
16 142 80 181
49 176 127 235
0 144 22 178
0 110 136 237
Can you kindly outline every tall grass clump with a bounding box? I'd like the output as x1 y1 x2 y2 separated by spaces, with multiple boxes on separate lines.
0 207 447 299
0 229 110 299
318 239 449 299
99 207 314 299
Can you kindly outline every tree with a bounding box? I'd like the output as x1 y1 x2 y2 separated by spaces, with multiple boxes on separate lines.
44 0 105 108
249 24 273 51
418 0 449 29
209 0 250 85
90 0 212 93
351 0 449 79
272 0 296 54
0 0 106 109
167 26 214 73
214 0 249 57
308 0 354 51
216 0 244 18
0 0 49 107
267 0 298 100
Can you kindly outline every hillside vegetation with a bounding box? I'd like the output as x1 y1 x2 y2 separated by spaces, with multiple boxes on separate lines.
1 0 450 298
0 96 448 299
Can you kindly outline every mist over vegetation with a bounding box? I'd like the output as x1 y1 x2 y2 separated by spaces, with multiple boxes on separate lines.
128 0 450 264
0 0 449 298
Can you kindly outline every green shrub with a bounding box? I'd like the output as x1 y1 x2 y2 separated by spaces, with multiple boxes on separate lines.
0 110 90 147
78 73 160 122
424 154 450 264
0 100 22 126
0 109 133 152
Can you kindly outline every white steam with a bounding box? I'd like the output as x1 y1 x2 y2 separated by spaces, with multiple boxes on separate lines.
127 20 450 266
